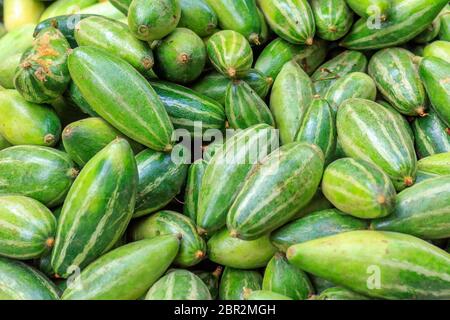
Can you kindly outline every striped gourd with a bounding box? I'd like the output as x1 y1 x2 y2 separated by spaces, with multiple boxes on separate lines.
219 267 262 300
154 28 206 84
255 37 327 81
371 175 450 240
414 16 441 44
110 0 132 15
368 48 427 116
316 287 370 300
204 0 261 45
310 0 353 41
192 69 273 104
262 253 313 300
0 257 59 300
322 158 397 219
415 152 450 183
14 27 71 104
287 230 450 299
271 209 369 252
130 210 206 267
150 81 225 136
0 90 61 147
183 159 207 222
225 80 275 129
324 72 377 112
35 14 98 48
127 0 180 41
62 236 180 300
227 142 324 240
134 147 188 218
257 7 271 45
74 16 155 78
419 57 450 127
68 46 174 152
312 50 368 96
146 269 212 300
0 145 78 207
337 98 417 191
207 228 277 269
257 0 315 45
270 60 313 145
424 41 450 64
0 24 35 89
51 139 138 278
3 0 44 31
244 290 292 300
341 0 449 50
289 189 334 221
178 0 218 37
197 124 278 234
39 0 97 21
412 110 450 158
295 98 336 163
345 0 390 20
206 30 253 78
62 117 144 167
440 10 450 41
194 266 222 299
0 195 56 260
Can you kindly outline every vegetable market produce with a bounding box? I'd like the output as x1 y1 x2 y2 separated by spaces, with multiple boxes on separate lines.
1 0 450 302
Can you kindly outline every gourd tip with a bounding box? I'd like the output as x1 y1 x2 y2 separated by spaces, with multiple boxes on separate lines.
377 195 386 204
195 250 206 259
212 266 223 278
242 287 253 300
404 176 414 187
227 67 237 78
46 237 55 248
305 38 314 46
229 230 239 238
197 227 207 236
44 134 56 145
416 106 427 117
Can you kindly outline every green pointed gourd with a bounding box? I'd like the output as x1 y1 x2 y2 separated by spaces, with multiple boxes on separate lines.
0 90 61 147
322 158 396 219
154 28 206 84
263 253 313 300
324 72 377 112
134 147 189 218
316 287 370 300
311 0 353 41
414 16 441 43
227 143 324 240
270 60 314 145
371 175 450 240
68 46 174 152
205 0 262 45
51 139 138 278
145 269 212 300
225 80 275 129
130 210 206 267
341 0 449 50
74 15 155 78
419 56 450 127
0 145 78 207
255 37 327 81
62 236 180 300
183 159 207 222
0 257 59 300
345 0 390 20
440 9 450 41
150 81 226 136
219 267 263 300
412 110 450 158
178 0 217 37
207 228 277 269
415 152 450 182
14 27 71 104
312 50 368 96
337 99 417 191
197 124 278 234
0 195 56 260
258 0 316 45
423 41 450 64
62 117 144 167
206 30 253 78
39 0 97 21
127 0 181 41
368 48 427 116
295 98 336 163
287 230 450 299
271 209 369 252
